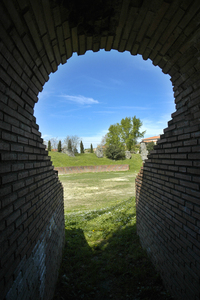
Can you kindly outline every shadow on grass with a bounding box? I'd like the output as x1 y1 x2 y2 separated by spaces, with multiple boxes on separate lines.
53 225 174 300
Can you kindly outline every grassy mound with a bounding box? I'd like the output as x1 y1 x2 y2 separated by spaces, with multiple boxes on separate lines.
48 152 143 173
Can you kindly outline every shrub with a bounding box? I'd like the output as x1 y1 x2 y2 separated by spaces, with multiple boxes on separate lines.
105 144 125 160
146 141 155 152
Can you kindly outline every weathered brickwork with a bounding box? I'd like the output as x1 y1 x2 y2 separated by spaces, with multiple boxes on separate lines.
55 164 129 175
136 85 200 300
0 0 200 299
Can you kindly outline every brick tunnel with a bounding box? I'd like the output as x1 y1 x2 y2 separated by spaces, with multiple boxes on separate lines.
0 1 200 299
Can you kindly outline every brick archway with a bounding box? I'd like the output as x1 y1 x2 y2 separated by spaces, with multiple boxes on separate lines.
0 1 200 299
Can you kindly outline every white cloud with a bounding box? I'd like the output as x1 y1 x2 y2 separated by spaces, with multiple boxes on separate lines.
60 95 99 105
140 113 172 140
41 134 53 141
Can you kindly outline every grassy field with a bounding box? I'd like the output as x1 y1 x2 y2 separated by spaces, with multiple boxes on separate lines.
61 171 138 213
52 152 174 300
48 151 143 172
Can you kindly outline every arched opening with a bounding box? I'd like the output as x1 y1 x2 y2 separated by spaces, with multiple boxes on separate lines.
34 50 175 148
34 49 175 213
33 50 176 299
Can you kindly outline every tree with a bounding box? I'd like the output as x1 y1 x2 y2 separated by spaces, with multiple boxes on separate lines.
68 139 72 151
106 116 145 151
64 135 80 153
57 140 62 152
80 141 84 153
105 144 125 160
90 144 93 153
50 137 58 151
99 134 108 147
106 124 122 148
48 140 51 152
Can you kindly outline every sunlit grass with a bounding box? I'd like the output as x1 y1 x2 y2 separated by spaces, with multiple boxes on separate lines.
53 154 173 300
49 152 143 172
60 171 138 213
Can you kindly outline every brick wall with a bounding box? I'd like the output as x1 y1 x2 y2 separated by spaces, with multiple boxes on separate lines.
0 1 200 299
55 164 129 175
136 85 200 300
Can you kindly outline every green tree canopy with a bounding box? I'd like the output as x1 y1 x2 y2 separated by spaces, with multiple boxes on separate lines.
80 141 84 153
146 141 155 152
106 124 122 148
106 116 145 151
90 144 93 153
105 144 125 160
48 140 51 152
57 140 62 152
68 139 72 151
64 135 80 153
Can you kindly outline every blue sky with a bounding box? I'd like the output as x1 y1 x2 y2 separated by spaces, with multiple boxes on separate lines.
34 49 175 149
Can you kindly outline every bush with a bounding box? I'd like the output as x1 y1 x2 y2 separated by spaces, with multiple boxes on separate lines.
105 144 125 160
146 141 155 152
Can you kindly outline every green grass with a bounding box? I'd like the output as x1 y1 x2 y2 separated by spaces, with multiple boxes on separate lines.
61 171 138 213
53 153 174 300
49 152 143 172
53 198 174 300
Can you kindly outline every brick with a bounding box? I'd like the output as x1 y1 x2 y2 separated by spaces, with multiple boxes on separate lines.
187 168 200 175
2 173 18 185
0 221 15 246
23 213 34 230
2 193 17 209
15 212 28 228
12 181 25 192
18 171 29 180
2 131 17 142
15 236 28 258
11 144 23 152
6 209 21 227
15 192 28 211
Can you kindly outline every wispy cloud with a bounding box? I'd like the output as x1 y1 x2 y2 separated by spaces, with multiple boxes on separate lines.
49 108 83 118
81 75 124 90
141 113 172 139
93 110 116 114
41 134 53 141
107 106 149 110
60 95 99 105
110 78 124 86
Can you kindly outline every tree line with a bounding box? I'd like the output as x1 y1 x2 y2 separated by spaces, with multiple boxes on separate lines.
46 136 93 154
46 116 145 160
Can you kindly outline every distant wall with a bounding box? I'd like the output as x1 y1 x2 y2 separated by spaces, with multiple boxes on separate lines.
55 164 129 174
